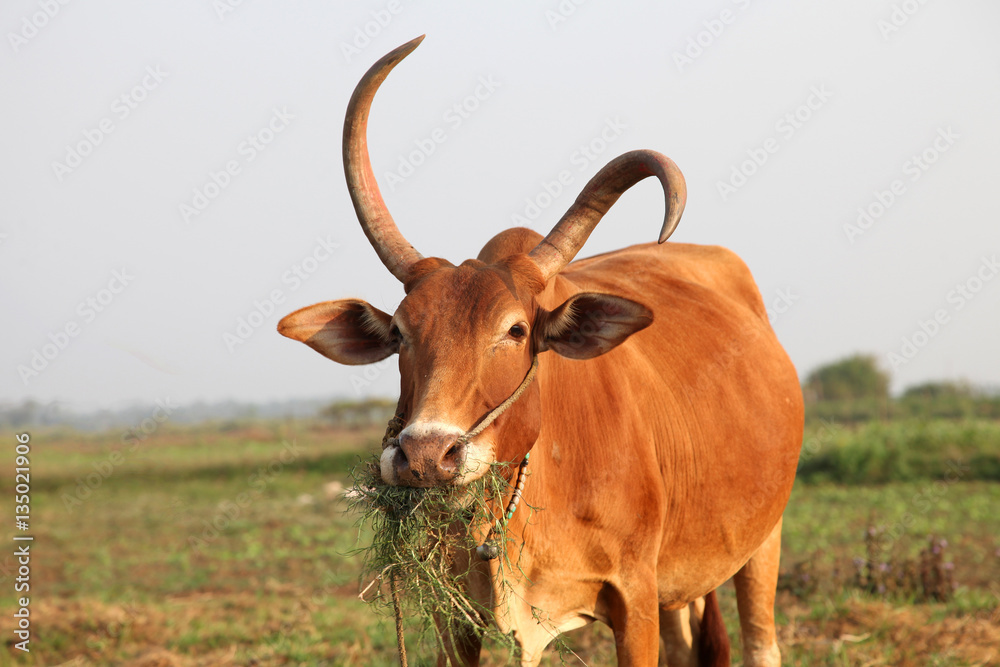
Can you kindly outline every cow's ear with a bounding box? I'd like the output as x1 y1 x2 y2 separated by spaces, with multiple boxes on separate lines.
278 299 397 365
537 293 652 360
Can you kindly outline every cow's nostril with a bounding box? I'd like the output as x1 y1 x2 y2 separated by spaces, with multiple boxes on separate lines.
442 442 464 474
393 447 410 474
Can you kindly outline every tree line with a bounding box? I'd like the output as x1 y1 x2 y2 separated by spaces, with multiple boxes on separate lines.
803 354 1000 423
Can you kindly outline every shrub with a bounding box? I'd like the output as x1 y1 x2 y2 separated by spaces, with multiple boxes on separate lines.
796 419 1000 484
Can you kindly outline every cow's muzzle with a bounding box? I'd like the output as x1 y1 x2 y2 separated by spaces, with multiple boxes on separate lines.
389 426 467 488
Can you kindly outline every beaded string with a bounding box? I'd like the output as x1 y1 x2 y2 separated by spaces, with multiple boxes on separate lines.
504 452 530 521
476 452 530 561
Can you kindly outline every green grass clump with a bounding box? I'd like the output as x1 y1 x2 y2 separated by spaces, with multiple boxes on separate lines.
348 457 524 660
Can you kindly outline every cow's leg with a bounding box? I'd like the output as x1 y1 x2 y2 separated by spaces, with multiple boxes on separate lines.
434 619 481 666
607 578 661 665
515 638 546 667
732 517 782 667
507 622 562 667
659 597 703 666
660 593 730 667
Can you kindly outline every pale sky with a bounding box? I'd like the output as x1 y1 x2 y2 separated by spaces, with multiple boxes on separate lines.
2 1 999 412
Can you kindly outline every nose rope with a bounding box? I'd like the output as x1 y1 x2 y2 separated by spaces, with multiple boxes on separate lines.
381 355 539 451
455 355 539 446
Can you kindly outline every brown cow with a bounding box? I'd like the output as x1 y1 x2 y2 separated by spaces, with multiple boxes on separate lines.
278 37 803 666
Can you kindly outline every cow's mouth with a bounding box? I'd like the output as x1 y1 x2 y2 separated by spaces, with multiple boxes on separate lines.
379 437 496 489
349 454 516 523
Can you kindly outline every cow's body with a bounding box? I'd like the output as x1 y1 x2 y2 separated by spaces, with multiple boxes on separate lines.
278 36 803 666
449 234 802 664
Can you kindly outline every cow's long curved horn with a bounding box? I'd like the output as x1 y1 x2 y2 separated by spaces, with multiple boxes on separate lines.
529 150 686 281
344 36 426 283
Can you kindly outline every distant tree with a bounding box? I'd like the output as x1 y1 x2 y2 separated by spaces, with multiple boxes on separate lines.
900 380 975 400
320 398 397 429
0 399 41 428
0 400 72 428
803 354 890 403
897 380 991 419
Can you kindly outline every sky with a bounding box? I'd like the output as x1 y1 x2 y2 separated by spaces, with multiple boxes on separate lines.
2 0 999 413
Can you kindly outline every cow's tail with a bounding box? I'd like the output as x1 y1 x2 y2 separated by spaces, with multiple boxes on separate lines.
697 590 731 667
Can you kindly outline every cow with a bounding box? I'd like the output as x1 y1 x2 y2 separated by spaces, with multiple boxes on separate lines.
278 36 804 667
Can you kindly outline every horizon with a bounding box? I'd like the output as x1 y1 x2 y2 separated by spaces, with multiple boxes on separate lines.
6 369 999 421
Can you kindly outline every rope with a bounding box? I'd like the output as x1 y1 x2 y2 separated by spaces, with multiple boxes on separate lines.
456 355 539 445
382 414 406 449
381 356 539 452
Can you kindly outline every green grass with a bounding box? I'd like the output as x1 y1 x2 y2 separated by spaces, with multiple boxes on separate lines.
799 418 1000 484
780 482 1000 603
1 420 998 665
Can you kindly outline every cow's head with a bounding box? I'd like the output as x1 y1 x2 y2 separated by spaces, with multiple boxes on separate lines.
278 36 685 488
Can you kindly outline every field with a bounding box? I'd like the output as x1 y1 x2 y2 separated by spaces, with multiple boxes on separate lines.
2 419 998 666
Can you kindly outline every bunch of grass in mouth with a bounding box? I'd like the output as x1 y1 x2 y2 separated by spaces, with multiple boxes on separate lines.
347 456 526 656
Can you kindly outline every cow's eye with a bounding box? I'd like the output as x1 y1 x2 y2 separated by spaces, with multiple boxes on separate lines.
390 325 404 343
508 324 526 340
